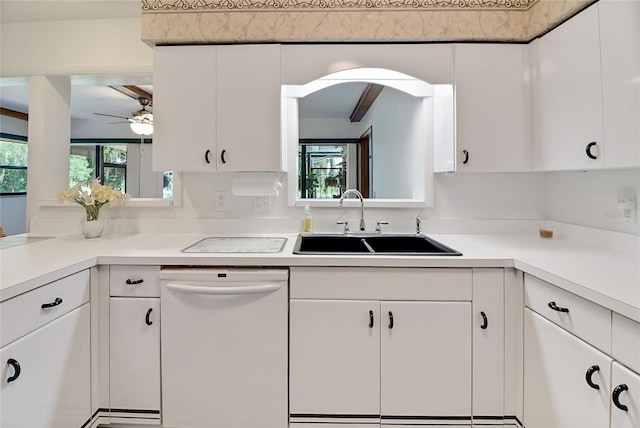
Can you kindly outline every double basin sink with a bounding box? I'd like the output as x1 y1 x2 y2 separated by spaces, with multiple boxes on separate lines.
293 234 462 256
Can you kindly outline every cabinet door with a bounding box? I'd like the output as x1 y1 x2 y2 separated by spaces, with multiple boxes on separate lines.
153 45 217 172
472 269 505 419
611 361 640 428
216 45 281 171
380 301 471 421
454 44 526 172
0 304 91 428
599 0 640 168
524 308 611 428
289 299 380 417
109 298 160 417
534 4 604 170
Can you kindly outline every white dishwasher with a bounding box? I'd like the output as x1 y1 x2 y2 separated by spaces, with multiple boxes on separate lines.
160 267 288 428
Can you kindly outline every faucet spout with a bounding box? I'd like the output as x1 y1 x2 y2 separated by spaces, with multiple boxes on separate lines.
339 189 365 232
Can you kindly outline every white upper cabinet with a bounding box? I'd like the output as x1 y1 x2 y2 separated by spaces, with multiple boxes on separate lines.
599 0 640 169
153 45 217 172
153 44 282 172
533 4 604 171
454 44 527 172
216 45 281 171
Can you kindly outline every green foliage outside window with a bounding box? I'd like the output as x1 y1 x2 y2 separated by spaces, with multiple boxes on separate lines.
0 140 28 194
69 154 95 187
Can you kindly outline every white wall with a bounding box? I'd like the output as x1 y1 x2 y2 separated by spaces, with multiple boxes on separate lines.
0 195 27 236
360 88 419 199
0 17 152 77
0 115 28 136
545 169 640 235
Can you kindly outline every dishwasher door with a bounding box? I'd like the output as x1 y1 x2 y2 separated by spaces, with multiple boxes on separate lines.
160 268 288 428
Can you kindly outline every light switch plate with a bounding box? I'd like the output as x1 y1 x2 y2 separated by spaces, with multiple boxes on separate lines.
253 196 271 211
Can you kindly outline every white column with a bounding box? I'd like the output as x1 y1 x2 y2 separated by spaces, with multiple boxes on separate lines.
26 76 71 230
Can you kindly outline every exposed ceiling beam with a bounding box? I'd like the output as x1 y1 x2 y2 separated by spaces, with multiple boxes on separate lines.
109 85 153 107
0 107 28 121
349 83 384 123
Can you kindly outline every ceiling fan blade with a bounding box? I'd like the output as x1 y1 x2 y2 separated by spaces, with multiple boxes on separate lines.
107 121 129 125
93 112 130 120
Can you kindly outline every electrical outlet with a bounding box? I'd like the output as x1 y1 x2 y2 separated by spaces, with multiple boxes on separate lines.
253 196 271 211
215 192 229 211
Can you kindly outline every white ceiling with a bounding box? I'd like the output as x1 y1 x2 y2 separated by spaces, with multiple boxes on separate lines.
0 0 141 24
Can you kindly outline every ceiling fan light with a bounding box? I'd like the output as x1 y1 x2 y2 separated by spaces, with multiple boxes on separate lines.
130 121 153 135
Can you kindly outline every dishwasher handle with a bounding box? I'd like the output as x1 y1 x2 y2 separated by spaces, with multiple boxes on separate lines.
165 282 281 295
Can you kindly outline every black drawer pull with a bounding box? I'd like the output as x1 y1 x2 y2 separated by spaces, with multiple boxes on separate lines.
585 365 600 390
369 310 374 328
145 308 153 326
41 297 63 309
388 311 394 329
462 149 469 164
612 384 629 411
480 311 488 329
548 301 569 313
586 142 598 160
125 278 144 285
205 149 211 164
220 149 227 164
7 359 20 382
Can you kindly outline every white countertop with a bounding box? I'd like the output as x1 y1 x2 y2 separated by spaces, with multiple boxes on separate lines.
1 231 638 322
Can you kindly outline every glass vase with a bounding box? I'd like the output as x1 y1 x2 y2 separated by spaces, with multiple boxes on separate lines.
81 217 104 239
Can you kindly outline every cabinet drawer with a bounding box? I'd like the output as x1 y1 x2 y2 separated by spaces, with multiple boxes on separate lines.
0 269 90 348
110 265 160 297
524 274 611 354
612 313 640 374
290 267 472 301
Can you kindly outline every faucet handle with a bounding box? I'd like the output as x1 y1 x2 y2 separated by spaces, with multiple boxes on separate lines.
337 220 350 234
375 221 389 234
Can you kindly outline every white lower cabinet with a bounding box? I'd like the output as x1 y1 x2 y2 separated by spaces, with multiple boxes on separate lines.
611 362 640 428
0 304 91 428
109 297 160 422
289 267 483 427
108 265 161 425
524 308 612 427
290 299 471 425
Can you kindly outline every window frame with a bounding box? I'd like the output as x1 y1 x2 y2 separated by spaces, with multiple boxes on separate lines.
0 133 28 196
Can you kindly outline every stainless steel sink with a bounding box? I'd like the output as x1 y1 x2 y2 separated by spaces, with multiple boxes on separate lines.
293 234 462 256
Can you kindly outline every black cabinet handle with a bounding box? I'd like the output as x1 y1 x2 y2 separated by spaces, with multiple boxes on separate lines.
7 359 20 382
586 142 598 160
41 297 63 309
388 311 394 329
612 384 629 411
145 308 153 326
220 149 227 164
462 150 469 164
548 301 569 313
205 149 211 164
369 310 374 328
125 278 144 285
585 365 600 390
480 311 488 329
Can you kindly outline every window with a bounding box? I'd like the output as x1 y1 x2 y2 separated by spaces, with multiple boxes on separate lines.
298 140 361 199
0 137 28 195
70 141 173 199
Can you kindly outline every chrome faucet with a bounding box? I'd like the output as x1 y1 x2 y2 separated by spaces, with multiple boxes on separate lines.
339 189 365 232
416 214 421 235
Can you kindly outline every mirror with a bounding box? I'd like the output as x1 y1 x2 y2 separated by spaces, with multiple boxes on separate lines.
282 68 454 208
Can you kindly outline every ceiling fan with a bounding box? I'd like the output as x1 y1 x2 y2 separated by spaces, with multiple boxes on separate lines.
94 96 154 136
